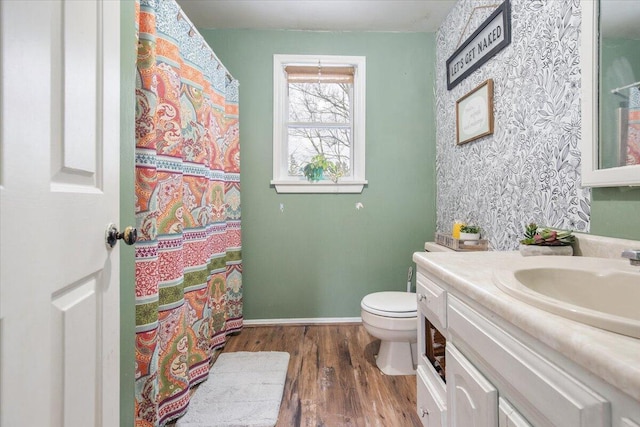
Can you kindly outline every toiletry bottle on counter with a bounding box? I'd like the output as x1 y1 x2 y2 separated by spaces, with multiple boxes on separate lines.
452 221 464 239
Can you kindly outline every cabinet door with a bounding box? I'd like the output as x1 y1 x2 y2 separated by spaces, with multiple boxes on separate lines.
417 366 447 427
447 344 497 427
499 398 532 427
621 418 640 427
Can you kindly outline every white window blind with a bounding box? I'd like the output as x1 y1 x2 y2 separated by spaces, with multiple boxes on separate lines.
284 65 355 84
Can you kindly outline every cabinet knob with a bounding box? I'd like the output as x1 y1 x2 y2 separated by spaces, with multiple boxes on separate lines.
420 407 429 417
418 293 427 302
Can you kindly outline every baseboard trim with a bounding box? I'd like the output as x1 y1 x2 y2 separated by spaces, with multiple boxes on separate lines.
244 317 362 326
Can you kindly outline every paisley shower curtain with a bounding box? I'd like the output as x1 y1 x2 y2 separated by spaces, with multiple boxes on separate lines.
134 1 242 425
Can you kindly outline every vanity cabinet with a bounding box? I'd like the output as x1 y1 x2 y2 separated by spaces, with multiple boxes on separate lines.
415 261 640 427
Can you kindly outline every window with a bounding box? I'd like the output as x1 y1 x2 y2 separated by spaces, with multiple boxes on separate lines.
271 54 367 193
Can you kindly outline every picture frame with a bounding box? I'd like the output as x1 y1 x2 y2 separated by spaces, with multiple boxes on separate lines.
456 79 494 145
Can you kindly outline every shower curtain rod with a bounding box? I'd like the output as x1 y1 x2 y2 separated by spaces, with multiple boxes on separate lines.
611 80 640 94
177 8 236 82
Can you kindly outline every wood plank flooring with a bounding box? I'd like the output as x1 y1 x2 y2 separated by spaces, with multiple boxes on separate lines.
219 324 421 427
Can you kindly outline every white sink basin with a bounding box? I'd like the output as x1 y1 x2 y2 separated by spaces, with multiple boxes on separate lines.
493 256 640 339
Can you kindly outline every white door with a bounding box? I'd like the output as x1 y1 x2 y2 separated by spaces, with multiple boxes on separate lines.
0 1 121 426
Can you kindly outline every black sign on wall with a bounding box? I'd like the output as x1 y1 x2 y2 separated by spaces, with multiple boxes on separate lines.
446 0 511 90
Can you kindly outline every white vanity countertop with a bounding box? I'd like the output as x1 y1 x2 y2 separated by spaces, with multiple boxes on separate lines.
413 250 640 403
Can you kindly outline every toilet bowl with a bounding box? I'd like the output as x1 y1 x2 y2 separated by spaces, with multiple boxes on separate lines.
360 291 417 375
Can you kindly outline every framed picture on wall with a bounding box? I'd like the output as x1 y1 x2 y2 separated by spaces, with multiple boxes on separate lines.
456 79 494 145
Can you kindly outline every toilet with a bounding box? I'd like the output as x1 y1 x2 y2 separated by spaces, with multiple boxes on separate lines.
361 291 417 375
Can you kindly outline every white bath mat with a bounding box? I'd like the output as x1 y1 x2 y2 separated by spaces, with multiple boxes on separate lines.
176 351 290 427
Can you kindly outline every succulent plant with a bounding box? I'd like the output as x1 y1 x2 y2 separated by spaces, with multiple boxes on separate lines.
520 223 574 246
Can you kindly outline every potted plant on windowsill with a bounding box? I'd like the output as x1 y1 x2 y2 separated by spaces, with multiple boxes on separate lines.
302 154 329 182
518 223 575 256
459 225 481 241
302 154 345 183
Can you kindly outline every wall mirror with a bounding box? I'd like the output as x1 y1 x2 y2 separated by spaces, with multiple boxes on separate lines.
581 0 640 187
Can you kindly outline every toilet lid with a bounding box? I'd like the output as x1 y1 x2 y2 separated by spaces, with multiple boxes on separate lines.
361 292 417 318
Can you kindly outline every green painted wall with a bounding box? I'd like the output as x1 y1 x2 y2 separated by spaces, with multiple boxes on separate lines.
120 1 136 426
200 29 437 319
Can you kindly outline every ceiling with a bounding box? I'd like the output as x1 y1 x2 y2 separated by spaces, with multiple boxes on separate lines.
176 0 458 33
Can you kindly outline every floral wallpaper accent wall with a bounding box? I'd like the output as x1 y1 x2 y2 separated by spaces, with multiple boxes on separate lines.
435 0 590 250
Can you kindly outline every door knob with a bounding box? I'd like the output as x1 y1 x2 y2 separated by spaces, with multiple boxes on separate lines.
105 223 137 248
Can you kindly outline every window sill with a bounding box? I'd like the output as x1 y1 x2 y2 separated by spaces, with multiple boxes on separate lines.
271 180 367 194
